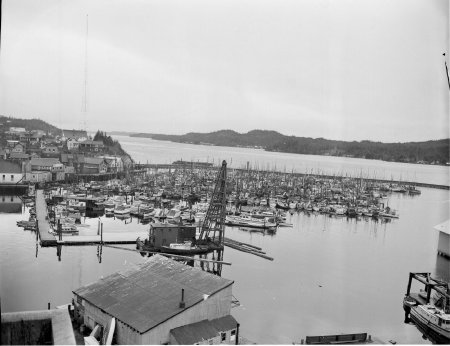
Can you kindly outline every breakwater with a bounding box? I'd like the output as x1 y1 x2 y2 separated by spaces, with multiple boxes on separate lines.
136 163 450 190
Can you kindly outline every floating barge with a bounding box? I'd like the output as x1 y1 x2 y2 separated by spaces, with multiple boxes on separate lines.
301 333 370 344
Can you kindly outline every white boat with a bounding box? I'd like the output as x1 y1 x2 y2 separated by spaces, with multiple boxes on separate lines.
105 207 114 216
289 202 297 209
166 208 182 219
114 204 131 215
409 304 450 343
194 212 206 223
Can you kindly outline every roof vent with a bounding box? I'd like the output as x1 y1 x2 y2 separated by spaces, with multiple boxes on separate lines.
179 288 185 308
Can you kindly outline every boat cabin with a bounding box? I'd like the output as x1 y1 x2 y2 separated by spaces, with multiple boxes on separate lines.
150 223 196 248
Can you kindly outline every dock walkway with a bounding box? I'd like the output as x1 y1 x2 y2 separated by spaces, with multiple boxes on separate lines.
58 231 148 246
36 189 57 246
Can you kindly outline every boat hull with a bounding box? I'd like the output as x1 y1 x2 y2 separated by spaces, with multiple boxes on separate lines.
410 307 450 344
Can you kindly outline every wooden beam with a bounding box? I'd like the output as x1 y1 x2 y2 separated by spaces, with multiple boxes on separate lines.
101 244 232 265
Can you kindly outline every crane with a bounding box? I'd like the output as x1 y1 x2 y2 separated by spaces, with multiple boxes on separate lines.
198 160 227 247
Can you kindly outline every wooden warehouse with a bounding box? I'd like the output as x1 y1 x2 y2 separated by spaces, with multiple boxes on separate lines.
73 254 238 344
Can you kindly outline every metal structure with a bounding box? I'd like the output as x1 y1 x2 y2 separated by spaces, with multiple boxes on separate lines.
199 160 227 246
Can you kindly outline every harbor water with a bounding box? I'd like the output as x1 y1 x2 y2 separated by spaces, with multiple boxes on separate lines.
1 137 449 344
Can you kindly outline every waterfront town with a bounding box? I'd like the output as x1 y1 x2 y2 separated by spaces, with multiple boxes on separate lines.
0 119 449 345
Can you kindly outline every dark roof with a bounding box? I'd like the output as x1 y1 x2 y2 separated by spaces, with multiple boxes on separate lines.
30 158 61 166
9 152 30 159
170 315 238 344
73 254 233 333
60 153 85 163
80 140 104 146
0 159 22 173
84 157 105 165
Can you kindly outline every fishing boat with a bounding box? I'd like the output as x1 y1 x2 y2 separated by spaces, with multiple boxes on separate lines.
160 241 210 255
403 272 450 344
408 304 450 343
114 204 131 215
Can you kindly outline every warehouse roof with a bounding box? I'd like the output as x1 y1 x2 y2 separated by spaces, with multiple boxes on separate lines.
73 254 233 334
30 158 61 166
170 315 238 344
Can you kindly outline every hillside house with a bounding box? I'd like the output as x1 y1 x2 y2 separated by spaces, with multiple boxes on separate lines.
79 140 104 153
9 152 30 161
42 145 60 156
6 140 19 148
81 157 108 174
8 127 26 134
67 138 80 150
0 159 24 185
25 171 52 184
28 158 65 181
29 158 63 172
11 143 25 153
99 156 124 172
73 255 238 345
61 129 88 142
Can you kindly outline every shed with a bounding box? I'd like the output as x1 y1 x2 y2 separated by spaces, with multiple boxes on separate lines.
169 315 239 345
73 254 235 345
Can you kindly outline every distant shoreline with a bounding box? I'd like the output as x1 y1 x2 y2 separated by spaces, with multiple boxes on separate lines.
110 131 450 168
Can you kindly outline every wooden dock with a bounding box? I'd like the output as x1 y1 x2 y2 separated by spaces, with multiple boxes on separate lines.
35 189 57 246
57 231 148 246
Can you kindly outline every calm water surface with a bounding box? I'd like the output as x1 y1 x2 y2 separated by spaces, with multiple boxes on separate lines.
1 138 449 344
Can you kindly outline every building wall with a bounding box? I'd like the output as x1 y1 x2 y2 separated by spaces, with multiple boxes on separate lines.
169 333 229 345
25 172 51 183
139 286 233 345
1 173 24 184
437 231 449 257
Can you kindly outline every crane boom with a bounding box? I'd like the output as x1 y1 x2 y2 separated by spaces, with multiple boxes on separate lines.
198 160 227 246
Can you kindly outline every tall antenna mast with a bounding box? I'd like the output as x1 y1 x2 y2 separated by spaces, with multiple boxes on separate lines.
444 53 450 91
82 14 88 131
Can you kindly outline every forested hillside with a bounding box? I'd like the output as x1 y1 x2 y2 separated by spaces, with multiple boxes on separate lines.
131 130 449 165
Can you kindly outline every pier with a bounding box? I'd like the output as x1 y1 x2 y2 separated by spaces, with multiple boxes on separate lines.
35 189 57 246
55 231 148 246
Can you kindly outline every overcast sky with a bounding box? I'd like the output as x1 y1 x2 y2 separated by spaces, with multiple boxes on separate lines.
0 0 448 142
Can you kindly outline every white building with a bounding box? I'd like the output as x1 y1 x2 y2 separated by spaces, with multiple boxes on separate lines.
25 171 52 183
67 138 80 150
9 127 26 133
0 159 24 185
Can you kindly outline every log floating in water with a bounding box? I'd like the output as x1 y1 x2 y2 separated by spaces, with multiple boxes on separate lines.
223 238 274 261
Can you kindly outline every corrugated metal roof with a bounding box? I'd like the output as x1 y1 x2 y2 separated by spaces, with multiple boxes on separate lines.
170 315 238 344
73 254 233 333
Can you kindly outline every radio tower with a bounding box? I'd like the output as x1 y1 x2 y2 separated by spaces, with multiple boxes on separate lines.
81 14 88 131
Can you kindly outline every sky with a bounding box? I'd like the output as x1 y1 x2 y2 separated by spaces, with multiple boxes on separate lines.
0 0 449 142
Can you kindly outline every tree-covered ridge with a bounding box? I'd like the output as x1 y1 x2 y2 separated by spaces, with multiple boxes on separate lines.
93 130 132 159
0 115 60 135
130 130 449 165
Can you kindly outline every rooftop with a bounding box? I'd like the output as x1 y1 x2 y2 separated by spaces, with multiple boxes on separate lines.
73 254 233 333
170 315 238 344
30 158 61 166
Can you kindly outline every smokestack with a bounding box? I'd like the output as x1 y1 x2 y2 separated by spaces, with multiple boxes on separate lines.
179 289 185 308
